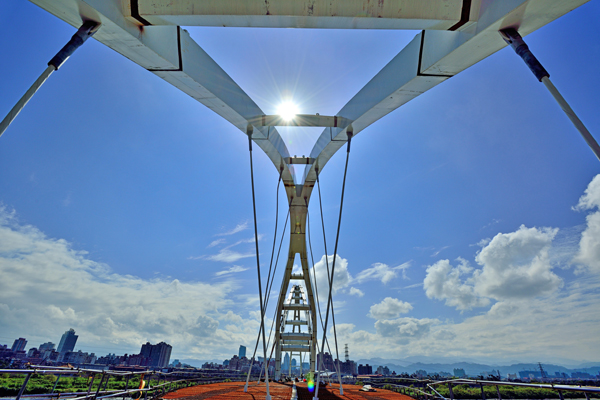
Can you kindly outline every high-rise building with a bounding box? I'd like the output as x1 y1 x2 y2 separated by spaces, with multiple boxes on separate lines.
283 353 290 372
38 342 57 361
358 364 373 375
39 342 55 351
11 338 27 352
140 341 172 368
317 352 335 372
239 345 246 358
57 329 78 354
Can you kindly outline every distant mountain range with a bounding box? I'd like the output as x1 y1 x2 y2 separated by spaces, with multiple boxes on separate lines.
355 357 600 377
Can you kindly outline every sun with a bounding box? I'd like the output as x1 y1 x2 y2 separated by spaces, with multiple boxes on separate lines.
276 101 299 121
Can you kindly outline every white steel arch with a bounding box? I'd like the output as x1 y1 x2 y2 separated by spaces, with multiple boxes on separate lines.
22 0 592 392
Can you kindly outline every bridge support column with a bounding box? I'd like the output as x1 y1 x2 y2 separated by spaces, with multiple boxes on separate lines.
273 185 318 381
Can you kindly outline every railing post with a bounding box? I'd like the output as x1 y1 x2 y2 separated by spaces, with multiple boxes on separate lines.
448 383 455 400
124 374 131 400
584 392 590 400
86 374 96 400
480 384 486 400
51 374 61 394
103 373 110 392
94 373 106 400
16 372 33 400
496 385 502 400
559 391 565 400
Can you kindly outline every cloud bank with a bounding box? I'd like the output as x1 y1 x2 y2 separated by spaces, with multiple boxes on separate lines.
0 207 260 360
424 225 561 311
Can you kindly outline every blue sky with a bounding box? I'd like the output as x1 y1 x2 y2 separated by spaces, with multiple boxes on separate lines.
1 1 599 365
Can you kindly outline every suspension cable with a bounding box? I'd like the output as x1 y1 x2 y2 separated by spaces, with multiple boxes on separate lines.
246 208 290 390
315 173 342 386
307 209 325 330
263 169 283 306
500 28 600 162
0 21 99 138
255 279 288 385
314 132 353 399
307 209 343 380
246 132 271 399
258 210 291 383
313 170 344 389
266 210 290 303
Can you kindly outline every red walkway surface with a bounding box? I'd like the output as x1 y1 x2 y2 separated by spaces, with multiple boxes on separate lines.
164 381 414 400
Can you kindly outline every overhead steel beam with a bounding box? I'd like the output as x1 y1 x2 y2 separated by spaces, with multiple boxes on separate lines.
249 114 352 128
301 0 590 189
123 0 478 30
28 0 297 184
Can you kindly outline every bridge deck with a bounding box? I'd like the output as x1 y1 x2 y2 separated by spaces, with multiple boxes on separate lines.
164 381 414 400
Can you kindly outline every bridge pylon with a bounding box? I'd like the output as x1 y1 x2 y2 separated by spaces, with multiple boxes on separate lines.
273 186 318 380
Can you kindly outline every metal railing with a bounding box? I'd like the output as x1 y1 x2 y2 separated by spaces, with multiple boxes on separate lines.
0 366 241 400
360 377 600 400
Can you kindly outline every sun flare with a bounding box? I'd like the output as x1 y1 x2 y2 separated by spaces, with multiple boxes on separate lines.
276 101 299 121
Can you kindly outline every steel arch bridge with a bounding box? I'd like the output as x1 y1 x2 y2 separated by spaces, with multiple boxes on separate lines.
16 0 594 394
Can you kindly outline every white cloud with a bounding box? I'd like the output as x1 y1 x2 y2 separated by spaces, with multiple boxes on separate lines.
225 234 264 249
333 323 356 337
355 262 410 284
374 317 438 341
424 226 562 311
0 207 261 360
311 177 600 362
403 283 423 289
312 254 352 297
573 174 600 273
62 192 72 207
198 234 263 263
215 265 249 276
473 225 562 300
348 287 364 297
480 219 501 231
432 329 456 341
431 246 450 257
574 174 600 211
487 301 519 318
207 239 225 248
216 222 249 236
423 258 489 311
368 297 413 319
206 249 255 263
333 274 600 361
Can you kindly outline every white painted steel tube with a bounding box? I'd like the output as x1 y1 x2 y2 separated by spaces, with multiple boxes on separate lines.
0 65 54 138
542 76 600 162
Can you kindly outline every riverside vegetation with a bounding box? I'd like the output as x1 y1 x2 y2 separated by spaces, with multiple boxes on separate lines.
372 382 599 399
0 373 151 397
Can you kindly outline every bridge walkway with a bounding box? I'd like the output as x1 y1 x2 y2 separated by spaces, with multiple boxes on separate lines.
164 381 414 400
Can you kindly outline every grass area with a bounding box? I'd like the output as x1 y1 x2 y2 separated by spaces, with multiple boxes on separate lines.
0 373 166 397
384 384 600 399
434 384 599 399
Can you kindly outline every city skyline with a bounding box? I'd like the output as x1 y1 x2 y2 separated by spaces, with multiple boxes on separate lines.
3 330 598 380
2 330 173 368
1 1 599 364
